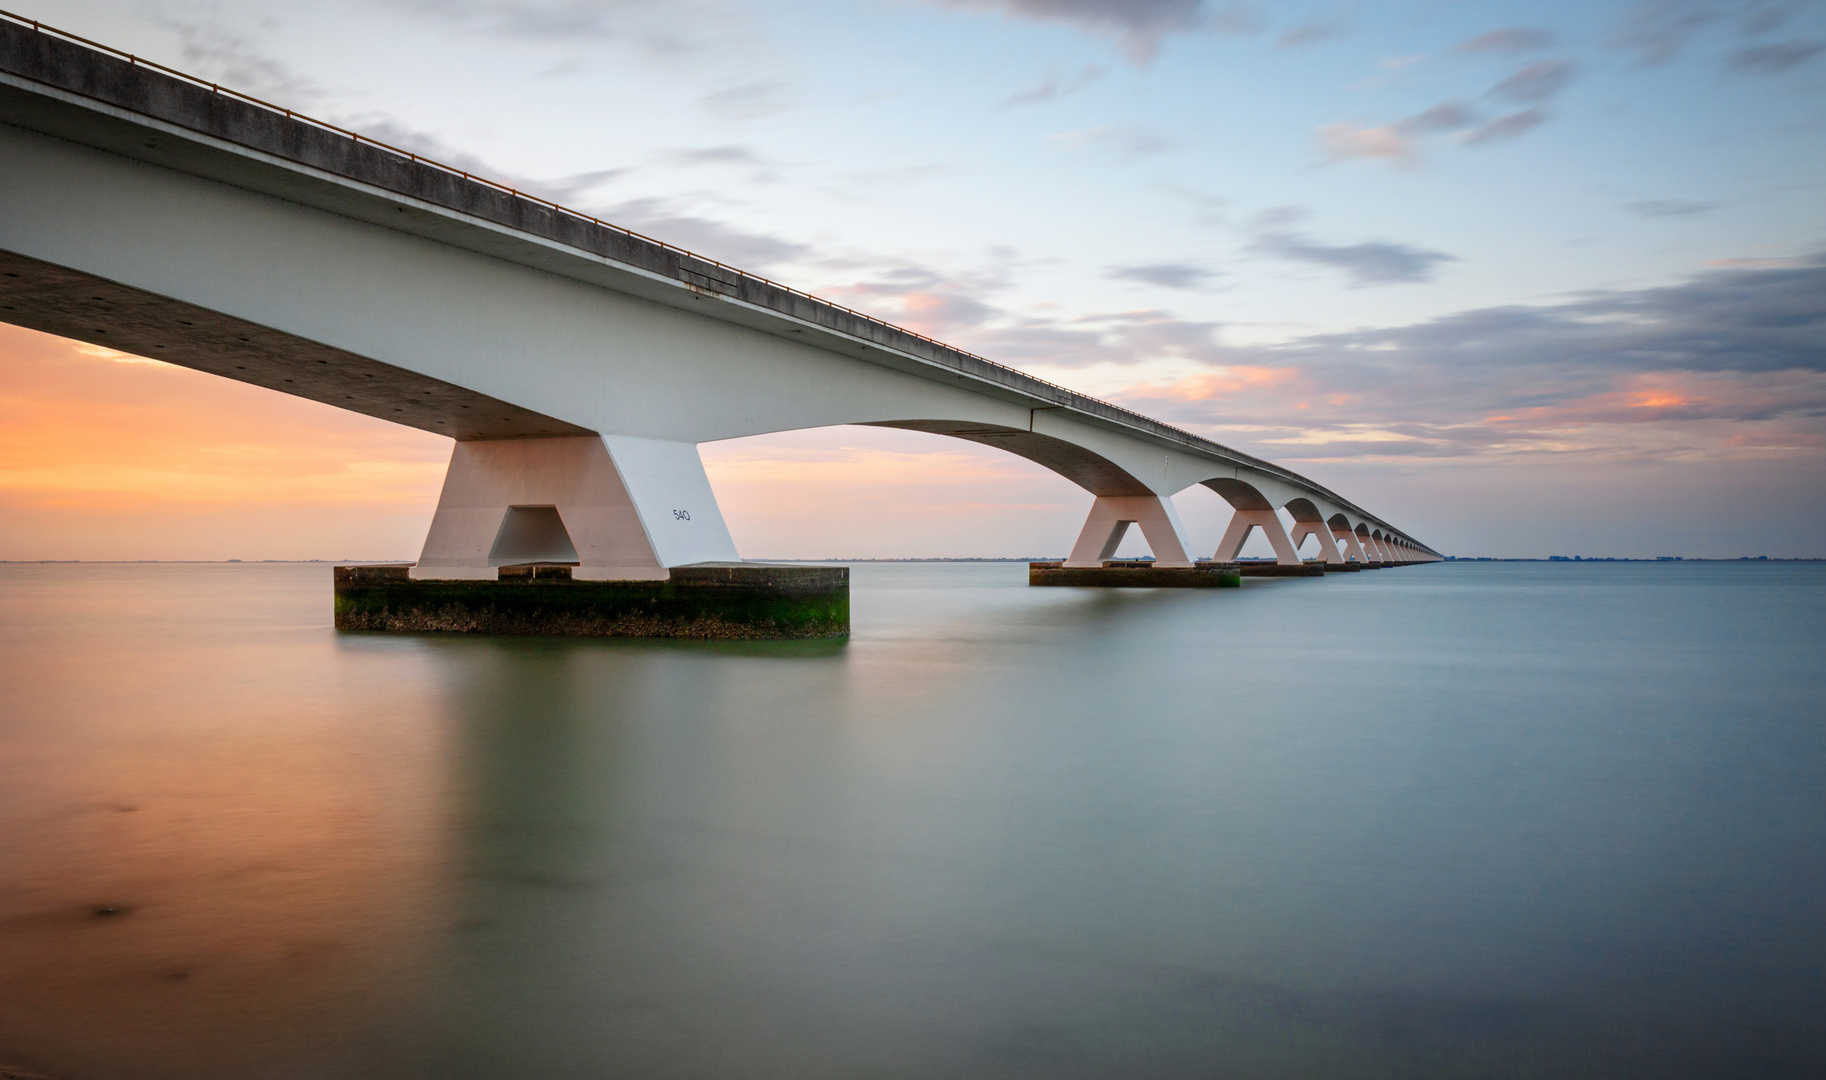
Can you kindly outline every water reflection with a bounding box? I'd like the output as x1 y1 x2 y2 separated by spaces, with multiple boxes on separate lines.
1 562 1822 1078
0 565 450 1079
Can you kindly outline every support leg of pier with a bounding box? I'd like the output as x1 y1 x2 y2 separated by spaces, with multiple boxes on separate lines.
1291 520 1344 564
1215 509 1302 566
1064 495 1196 568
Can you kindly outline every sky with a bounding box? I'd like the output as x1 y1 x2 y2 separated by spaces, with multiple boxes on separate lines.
3 0 1824 560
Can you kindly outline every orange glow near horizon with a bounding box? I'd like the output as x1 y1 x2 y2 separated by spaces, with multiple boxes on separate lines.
0 325 453 560
0 329 454 508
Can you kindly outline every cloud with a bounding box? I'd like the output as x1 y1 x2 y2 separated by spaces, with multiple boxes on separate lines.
1400 101 1477 135
928 0 1209 62
1108 263 1219 289
1730 39 1826 72
1250 231 1458 286
1462 107 1549 145
1155 185 1228 227
154 14 324 105
341 118 634 201
1001 64 1107 107
662 145 768 167
377 0 713 52
587 197 812 272
1609 0 1723 65
1629 198 1720 217
1097 254 1826 465
1454 27 1558 54
697 80 794 120
1317 121 1415 163
1049 124 1178 157
1741 2 1804 34
977 309 1233 369
1276 21 1345 49
1319 94 1558 166
1290 253 1826 378
1487 59 1576 104
1319 60 1571 166
1209 3 1266 36
1603 0 1803 67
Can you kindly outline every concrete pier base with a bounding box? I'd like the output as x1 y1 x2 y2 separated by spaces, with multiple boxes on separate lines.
1029 561 1242 588
334 563 848 639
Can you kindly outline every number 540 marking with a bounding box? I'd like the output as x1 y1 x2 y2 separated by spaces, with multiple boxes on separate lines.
672 509 691 521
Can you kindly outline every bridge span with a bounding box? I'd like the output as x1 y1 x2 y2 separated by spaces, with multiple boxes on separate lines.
0 17 1439 578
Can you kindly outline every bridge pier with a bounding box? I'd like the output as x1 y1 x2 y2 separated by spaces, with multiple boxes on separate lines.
1213 510 1302 566
384 435 845 637
1289 518 1345 565
411 435 738 581
1332 526 1369 564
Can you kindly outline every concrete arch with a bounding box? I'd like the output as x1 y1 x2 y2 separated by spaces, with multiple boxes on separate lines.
1204 477 1301 566
1327 514 1369 562
1201 477 1276 511
863 421 1151 497
1284 497 1323 522
848 421 1190 568
1284 498 1343 564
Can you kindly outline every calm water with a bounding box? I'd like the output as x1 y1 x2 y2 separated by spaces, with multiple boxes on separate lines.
0 561 1821 1079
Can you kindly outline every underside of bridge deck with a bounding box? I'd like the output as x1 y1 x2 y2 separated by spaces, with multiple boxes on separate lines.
0 249 589 440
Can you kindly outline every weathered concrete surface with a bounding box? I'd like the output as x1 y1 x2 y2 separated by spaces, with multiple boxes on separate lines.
334 563 848 639
1237 562 1328 578
1028 562 1242 588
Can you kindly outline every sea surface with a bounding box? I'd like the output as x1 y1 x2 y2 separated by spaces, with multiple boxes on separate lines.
0 560 1821 1079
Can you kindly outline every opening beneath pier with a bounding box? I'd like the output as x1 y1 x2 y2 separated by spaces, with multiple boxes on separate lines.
488 505 580 567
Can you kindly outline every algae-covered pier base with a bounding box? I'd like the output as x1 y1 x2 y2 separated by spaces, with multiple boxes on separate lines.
1029 561 1243 588
334 563 848 639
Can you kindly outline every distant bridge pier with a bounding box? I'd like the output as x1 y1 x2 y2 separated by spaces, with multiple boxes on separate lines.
1204 478 1302 566
1287 499 1345 565
1330 516 1369 563
1210 510 1299 565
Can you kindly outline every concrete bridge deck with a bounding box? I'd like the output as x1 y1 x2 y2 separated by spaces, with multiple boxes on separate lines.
0 13 1440 589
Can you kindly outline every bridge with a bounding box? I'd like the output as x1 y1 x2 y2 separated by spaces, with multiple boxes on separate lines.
0 16 1439 583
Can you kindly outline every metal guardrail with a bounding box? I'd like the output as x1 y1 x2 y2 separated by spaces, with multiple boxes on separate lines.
0 8 1432 550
